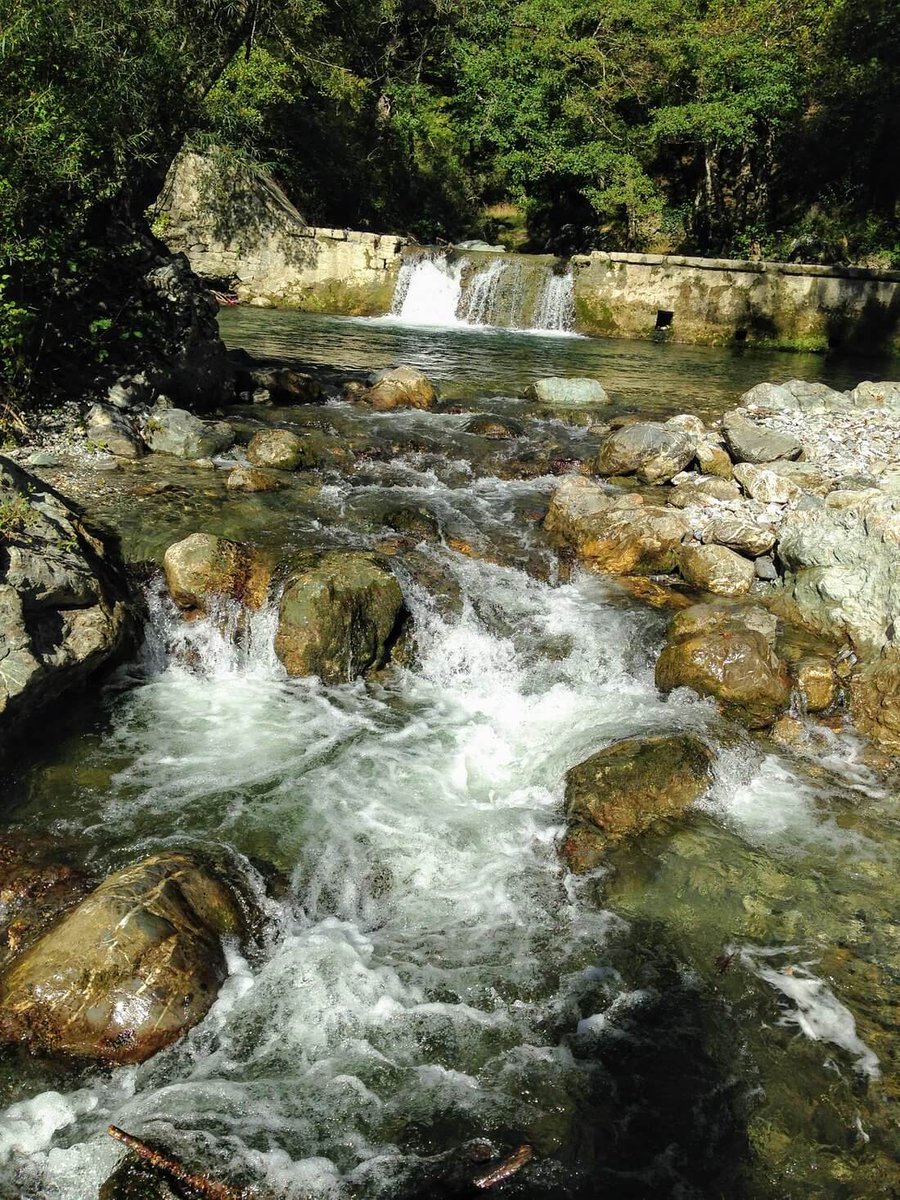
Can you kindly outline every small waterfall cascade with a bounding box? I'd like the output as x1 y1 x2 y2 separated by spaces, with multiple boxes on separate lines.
390 249 576 332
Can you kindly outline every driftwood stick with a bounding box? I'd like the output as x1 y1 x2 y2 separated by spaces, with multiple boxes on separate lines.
107 1125 250 1200
473 1143 535 1189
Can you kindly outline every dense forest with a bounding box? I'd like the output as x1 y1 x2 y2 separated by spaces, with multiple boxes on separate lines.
1 0 898 399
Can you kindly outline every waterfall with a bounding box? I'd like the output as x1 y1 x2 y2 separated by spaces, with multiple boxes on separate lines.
390 249 576 333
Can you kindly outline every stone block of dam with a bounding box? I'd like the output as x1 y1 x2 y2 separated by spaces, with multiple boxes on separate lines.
157 152 900 353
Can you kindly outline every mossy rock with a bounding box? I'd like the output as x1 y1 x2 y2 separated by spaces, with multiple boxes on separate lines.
561 734 714 872
274 550 408 682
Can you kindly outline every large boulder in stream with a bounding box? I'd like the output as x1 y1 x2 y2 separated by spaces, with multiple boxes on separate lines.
142 406 234 459
525 377 610 406
655 602 791 728
164 533 273 613
596 421 696 483
362 366 435 411
275 550 408 682
544 476 690 574
561 734 714 873
0 457 133 757
0 853 244 1064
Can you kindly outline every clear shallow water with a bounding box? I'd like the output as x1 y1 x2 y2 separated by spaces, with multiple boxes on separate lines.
1 317 899 1199
219 308 893 420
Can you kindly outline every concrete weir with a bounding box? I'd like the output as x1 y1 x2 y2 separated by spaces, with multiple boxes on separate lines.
158 152 900 354
571 251 900 355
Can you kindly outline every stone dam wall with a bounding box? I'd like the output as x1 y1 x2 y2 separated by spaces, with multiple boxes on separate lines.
157 152 900 354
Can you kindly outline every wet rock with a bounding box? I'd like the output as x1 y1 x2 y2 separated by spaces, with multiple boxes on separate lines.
225 465 284 493
246 366 323 405
755 555 778 581
84 404 144 459
678 543 756 597
0 458 133 754
656 604 791 727
596 422 695 484
0 836 91 972
246 428 305 470
464 414 525 439
722 411 801 464
163 533 272 612
733 462 801 504
794 656 838 711
143 407 234 459
701 514 777 557
544 476 690 574
849 658 900 753
0 853 244 1064
524 377 610 407
275 550 408 682
363 366 435 411
561 734 714 872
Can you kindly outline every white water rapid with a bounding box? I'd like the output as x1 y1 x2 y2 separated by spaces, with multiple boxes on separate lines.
390 251 576 333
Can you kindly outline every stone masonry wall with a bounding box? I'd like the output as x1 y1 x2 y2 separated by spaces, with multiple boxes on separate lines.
572 252 900 354
156 151 406 315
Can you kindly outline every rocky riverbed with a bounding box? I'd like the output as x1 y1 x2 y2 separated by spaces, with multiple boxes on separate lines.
0 340 898 1199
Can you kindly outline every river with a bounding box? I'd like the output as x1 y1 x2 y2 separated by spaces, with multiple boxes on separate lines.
0 312 897 1199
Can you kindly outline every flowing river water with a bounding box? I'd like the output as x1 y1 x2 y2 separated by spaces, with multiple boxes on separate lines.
1 312 898 1199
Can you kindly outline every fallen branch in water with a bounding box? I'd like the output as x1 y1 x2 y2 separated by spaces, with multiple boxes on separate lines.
107 1125 251 1200
473 1143 535 1189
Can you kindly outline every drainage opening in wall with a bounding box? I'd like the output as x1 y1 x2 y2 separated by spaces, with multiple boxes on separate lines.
655 309 674 329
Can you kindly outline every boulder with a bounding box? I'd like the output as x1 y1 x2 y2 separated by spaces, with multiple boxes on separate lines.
464 414 525 439
738 380 846 414
0 853 243 1064
275 550 408 682
701 514 777 557
722 411 801 463
847 381 900 411
544 476 690 575
143 407 234 459
245 366 324 405
225 465 284 493
695 442 734 478
733 462 801 504
363 366 435 411
656 604 791 727
850 658 900 753
596 422 695 484
84 404 144 458
678 544 756 597
524 378 610 407
246 428 305 470
0 836 90 972
0 458 133 754
668 476 741 508
163 533 272 612
561 734 714 872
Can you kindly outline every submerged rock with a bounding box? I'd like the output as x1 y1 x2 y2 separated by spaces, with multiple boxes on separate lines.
0 853 244 1064
163 532 272 612
596 422 695 484
243 365 324 405
524 377 610 407
544 476 689 574
275 550 408 682
656 603 791 727
0 457 133 755
0 836 91 972
362 366 435 411
561 734 714 872
225 465 284 493
143 407 234 459
464 414 525 439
